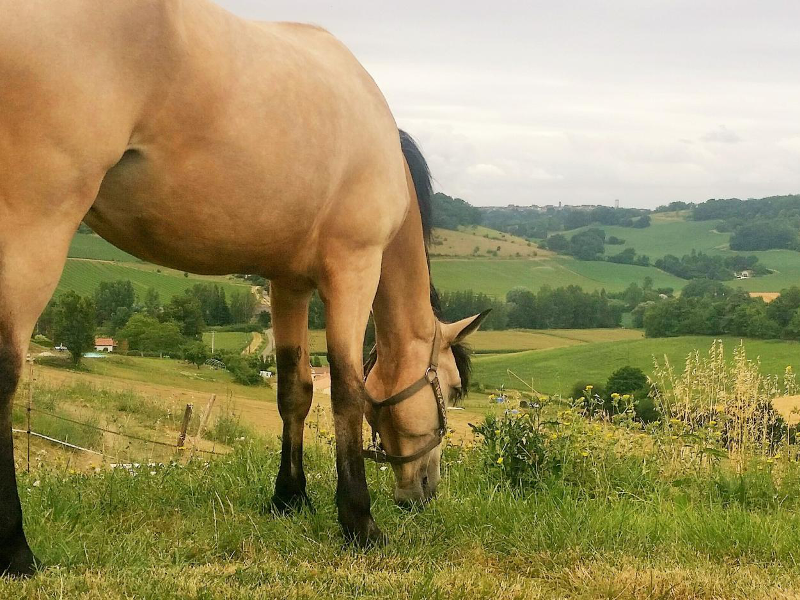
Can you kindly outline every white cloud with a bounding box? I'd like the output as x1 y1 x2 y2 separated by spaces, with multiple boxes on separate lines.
702 126 742 144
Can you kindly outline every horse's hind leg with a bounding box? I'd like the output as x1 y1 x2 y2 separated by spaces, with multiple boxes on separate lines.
270 283 315 512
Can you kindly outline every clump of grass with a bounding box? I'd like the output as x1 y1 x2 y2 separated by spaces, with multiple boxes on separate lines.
205 406 251 445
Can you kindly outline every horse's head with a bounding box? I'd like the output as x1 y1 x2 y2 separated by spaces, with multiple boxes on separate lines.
364 311 489 507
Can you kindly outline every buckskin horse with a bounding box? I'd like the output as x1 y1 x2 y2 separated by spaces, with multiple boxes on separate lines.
0 0 488 575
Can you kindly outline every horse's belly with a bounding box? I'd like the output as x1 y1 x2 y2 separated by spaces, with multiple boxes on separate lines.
87 148 321 279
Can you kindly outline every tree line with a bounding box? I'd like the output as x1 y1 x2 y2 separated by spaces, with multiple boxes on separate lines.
436 286 624 330
641 282 800 340
691 195 800 252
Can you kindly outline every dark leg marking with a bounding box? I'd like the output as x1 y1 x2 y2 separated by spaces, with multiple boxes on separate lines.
0 325 38 577
328 353 384 547
271 346 315 514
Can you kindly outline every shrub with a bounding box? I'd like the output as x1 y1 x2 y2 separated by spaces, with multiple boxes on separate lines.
471 411 546 487
606 366 648 396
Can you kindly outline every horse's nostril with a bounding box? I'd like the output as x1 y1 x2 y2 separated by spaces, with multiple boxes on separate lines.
421 475 429 490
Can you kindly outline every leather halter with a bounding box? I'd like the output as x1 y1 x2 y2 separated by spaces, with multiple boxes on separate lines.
363 322 447 465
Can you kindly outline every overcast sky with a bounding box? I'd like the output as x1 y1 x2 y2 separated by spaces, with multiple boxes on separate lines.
219 1 800 208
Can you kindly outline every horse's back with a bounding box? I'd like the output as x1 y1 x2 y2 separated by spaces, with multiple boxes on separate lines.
1 0 410 281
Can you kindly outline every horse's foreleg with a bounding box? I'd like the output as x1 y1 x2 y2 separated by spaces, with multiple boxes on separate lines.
270 283 314 513
0 223 82 576
320 255 384 546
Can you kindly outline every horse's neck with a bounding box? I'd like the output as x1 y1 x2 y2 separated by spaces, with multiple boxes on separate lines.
371 206 435 382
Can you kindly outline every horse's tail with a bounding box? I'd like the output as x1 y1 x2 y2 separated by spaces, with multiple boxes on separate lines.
399 130 433 247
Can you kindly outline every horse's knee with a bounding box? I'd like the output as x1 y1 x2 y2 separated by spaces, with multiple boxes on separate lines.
276 346 313 417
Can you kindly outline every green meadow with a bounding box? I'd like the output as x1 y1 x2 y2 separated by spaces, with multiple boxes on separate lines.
473 335 800 396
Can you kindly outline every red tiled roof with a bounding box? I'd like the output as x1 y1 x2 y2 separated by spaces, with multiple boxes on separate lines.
95 338 116 346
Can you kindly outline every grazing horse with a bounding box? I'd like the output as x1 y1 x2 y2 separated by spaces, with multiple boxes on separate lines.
0 0 487 575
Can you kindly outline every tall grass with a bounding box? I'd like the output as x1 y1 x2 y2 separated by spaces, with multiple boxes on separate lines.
651 340 798 462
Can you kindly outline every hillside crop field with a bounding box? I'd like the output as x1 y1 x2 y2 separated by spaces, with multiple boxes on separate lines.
430 257 685 297
474 336 800 396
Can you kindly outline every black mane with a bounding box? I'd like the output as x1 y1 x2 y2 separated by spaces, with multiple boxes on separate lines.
363 131 472 397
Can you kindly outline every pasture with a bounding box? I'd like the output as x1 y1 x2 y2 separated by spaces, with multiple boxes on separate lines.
6 423 800 597
473 335 800 396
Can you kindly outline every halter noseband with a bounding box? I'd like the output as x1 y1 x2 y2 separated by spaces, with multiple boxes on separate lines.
362 322 447 465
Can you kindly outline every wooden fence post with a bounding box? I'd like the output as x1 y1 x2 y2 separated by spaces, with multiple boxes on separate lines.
176 403 194 449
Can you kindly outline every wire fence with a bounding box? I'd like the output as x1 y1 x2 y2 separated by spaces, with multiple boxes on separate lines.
13 371 226 471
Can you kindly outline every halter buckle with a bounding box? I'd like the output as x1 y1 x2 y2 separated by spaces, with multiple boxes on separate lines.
425 366 438 383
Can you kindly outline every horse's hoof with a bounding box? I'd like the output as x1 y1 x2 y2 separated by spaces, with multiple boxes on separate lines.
342 518 386 549
270 491 315 515
0 540 39 578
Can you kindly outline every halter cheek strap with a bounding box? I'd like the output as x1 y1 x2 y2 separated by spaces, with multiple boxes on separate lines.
362 323 447 465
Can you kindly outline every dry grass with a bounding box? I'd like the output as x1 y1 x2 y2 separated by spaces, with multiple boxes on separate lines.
428 226 552 259
750 292 781 303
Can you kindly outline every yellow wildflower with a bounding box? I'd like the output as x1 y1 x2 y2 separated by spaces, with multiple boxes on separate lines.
497 457 504 465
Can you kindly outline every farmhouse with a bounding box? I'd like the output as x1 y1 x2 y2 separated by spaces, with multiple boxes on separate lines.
94 337 117 352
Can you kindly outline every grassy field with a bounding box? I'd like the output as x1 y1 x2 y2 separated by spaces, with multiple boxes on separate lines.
202 331 253 353
473 336 800 396
68 233 140 262
430 257 686 297
5 434 800 598
57 259 249 301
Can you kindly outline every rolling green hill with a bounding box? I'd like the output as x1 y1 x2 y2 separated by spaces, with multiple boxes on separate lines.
473 336 800 396
567 215 728 257
57 259 249 301
559 213 800 294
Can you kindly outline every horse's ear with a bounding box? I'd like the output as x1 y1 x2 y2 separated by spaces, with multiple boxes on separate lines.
441 309 492 346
